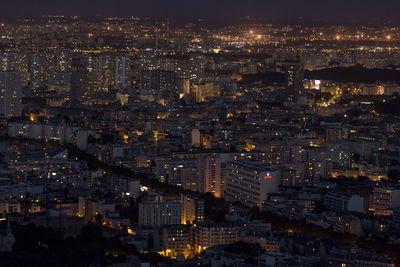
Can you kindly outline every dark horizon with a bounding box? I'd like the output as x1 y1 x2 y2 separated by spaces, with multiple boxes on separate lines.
1 0 400 24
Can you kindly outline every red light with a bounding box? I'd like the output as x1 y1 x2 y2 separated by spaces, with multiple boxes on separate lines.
17 175 20 180
264 176 272 179
69 170 73 174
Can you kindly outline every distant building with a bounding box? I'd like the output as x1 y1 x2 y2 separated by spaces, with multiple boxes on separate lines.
362 85 384 95
0 71 22 118
0 202 21 215
181 193 205 224
191 83 220 102
48 71 72 95
138 196 182 227
162 225 190 258
191 129 201 148
119 178 140 198
276 60 304 89
226 160 281 208
190 222 240 253
115 56 131 90
197 156 221 197
324 191 365 214
78 196 115 222
368 187 394 216
29 54 46 89
154 158 197 190
140 69 175 100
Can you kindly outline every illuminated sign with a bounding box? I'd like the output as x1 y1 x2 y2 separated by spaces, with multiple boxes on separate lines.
264 173 272 179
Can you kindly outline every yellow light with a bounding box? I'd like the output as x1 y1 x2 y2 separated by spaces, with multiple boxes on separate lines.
245 143 255 152
386 35 391 40
250 30 254 34
157 251 165 256
81 50 101 54
335 35 340 40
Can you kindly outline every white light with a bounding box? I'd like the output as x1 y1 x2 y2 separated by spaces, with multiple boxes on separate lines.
315 80 321 90
52 172 56 176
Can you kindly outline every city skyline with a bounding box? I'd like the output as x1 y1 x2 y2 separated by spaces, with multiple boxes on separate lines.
1 0 400 23
0 3 400 267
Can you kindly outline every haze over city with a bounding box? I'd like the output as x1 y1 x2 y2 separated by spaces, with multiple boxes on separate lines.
1 0 400 23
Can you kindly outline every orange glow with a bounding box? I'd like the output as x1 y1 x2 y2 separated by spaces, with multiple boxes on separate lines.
245 143 255 152
81 50 101 53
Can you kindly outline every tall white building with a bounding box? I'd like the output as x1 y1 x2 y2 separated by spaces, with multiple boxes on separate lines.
0 71 22 118
226 160 281 208
115 56 131 90
198 156 221 198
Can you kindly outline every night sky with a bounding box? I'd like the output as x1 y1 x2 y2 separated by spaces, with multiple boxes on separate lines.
0 0 399 23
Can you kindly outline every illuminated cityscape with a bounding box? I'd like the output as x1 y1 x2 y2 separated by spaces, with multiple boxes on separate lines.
0 1 399 266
